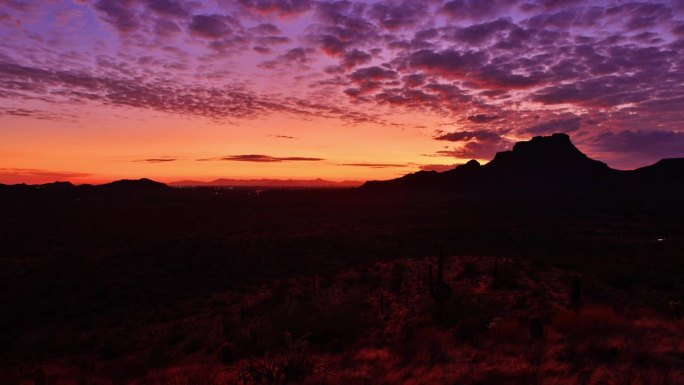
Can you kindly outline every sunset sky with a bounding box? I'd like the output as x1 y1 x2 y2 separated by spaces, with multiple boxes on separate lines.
1 0 683 184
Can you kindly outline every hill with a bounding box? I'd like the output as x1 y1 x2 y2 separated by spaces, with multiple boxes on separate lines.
360 133 684 201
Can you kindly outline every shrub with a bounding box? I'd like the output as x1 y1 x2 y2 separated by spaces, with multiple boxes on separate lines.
552 305 628 338
237 351 318 385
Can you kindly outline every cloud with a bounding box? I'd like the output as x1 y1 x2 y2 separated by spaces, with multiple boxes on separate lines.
4 0 684 172
407 49 487 79
467 114 499 123
402 73 426 87
0 168 91 184
586 130 684 168
350 66 397 82
0 107 72 121
440 0 515 21
189 14 231 39
207 154 324 162
338 162 409 168
308 2 380 56
367 0 430 30
524 116 581 135
346 66 399 95
93 0 139 32
444 18 516 45
434 129 512 159
0 61 385 124
269 134 299 139
146 0 189 17
436 140 512 160
238 0 313 16
259 47 312 69
434 130 502 142
0 0 36 12
250 23 282 35
341 49 372 70
134 158 178 163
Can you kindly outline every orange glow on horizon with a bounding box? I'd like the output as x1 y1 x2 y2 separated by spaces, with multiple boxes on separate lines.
1 104 469 185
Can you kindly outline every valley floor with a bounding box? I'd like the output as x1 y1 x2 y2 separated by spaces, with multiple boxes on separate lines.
7 255 683 385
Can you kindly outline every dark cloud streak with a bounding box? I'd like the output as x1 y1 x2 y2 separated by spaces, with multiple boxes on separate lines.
208 154 324 162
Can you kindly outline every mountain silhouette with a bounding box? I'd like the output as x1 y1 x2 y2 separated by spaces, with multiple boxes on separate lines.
2 134 682 204
0 178 171 202
96 178 169 191
485 133 610 177
361 133 684 200
170 178 362 188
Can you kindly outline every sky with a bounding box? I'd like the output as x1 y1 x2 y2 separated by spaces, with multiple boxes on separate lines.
1 0 683 184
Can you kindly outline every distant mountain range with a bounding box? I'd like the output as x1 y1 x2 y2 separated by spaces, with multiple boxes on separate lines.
0 178 171 195
169 178 362 188
2 134 682 201
0 178 361 190
0 178 168 190
361 133 684 200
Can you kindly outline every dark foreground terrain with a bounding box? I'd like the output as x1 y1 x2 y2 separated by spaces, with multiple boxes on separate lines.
1 135 683 384
1 185 683 384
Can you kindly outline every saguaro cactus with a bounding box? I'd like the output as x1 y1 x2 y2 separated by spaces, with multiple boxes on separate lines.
428 244 451 301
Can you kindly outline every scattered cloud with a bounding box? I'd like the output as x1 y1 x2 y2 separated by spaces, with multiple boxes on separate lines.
434 130 502 143
525 116 581 135
338 162 409 168
205 154 324 162
434 129 513 159
269 134 299 140
585 130 684 169
189 14 232 39
134 158 178 163
0 107 72 121
2 0 684 169
467 114 499 123
0 168 91 184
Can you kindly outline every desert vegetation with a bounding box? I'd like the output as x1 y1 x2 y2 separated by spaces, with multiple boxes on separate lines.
1 185 683 384
4 254 684 384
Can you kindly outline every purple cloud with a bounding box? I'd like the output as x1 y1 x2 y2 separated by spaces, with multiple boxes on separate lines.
147 0 188 17
190 14 231 38
586 130 684 169
434 130 502 142
525 116 581 135
3 0 684 171
341 49 372 70
467 114 499 123
238 0 312 16
440 0 515 21
434 129 513 159
94 0 139 32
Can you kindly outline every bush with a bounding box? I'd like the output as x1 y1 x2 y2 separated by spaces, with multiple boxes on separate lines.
237 351 318 385
552 305 628 338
